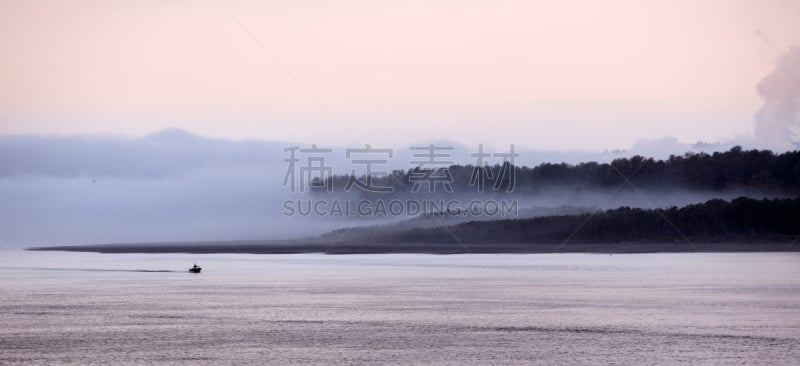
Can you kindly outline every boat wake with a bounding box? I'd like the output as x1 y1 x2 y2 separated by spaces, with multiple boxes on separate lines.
1 266 183 273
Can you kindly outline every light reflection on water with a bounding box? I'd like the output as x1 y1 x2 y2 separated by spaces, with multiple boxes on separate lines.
1 250 799 365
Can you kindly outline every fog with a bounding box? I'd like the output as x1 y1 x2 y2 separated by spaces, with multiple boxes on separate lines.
0 130 327 247
0 128 788 248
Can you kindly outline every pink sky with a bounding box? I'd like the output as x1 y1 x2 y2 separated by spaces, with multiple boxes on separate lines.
1 0 798 149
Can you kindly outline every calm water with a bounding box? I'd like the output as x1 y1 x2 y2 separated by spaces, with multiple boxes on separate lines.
1 250 799 365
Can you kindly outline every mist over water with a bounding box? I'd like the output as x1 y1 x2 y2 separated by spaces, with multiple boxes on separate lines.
2 131 788 247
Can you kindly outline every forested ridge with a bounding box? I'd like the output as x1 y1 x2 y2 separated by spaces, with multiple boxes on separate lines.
317 147 800 196
345 197 800 244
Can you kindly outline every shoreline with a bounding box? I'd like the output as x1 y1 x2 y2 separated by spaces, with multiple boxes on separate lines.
27 238 799 255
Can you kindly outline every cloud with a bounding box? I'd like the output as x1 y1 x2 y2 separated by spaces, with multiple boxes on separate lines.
0 128 288 179
754 47 800 151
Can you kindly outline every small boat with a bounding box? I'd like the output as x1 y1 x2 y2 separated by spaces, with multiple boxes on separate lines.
189 264 202 273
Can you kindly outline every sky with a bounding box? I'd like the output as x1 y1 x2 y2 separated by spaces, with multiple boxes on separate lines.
1 0 799 150
1 1 799 247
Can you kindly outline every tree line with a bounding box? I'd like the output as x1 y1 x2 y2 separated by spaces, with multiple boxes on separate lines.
315 147 800 198
369 197 800 244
